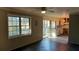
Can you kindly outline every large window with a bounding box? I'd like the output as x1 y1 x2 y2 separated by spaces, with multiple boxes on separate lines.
8 16 20 37
21 17 31 35
8 15 31 38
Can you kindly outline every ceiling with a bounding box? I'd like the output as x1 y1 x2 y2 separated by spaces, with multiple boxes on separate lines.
9 7 79 18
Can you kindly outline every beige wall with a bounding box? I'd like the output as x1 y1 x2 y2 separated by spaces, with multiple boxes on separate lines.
0 9 43 50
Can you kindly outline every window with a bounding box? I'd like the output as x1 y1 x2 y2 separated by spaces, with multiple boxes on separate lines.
21 17 31 35
8 16 20 37
8 15 31 38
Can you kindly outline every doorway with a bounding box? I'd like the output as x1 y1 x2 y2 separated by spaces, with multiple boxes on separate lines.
43 19 69 44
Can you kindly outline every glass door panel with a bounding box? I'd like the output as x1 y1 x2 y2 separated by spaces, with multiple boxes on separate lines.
43 20 57 38
43 20 50 38
50 21 57 38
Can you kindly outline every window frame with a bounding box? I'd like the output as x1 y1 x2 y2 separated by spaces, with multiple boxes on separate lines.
8 14 32 39
21 16 32 35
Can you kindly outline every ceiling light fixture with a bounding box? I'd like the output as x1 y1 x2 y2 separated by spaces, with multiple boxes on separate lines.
41 7 46 14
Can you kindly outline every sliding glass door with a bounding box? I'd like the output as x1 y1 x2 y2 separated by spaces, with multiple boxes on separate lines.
43 20 57 38
43 20 50 38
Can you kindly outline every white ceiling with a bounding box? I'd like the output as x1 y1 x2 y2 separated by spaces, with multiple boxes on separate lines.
9 7 79 18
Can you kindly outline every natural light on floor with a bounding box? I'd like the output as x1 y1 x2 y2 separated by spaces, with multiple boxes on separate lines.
51 32 57 38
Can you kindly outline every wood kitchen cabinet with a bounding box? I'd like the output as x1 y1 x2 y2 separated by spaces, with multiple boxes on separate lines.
57 18 69 36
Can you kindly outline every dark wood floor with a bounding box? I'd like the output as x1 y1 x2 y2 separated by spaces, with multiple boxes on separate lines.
13 36 79 51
